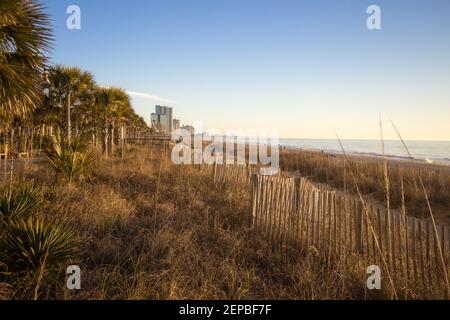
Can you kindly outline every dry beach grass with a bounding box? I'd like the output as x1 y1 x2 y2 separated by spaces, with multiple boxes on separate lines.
280 148 450 225
0 145 385 300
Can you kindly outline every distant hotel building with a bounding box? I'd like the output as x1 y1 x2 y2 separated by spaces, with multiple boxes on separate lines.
151 105 173 133
173 119 180 131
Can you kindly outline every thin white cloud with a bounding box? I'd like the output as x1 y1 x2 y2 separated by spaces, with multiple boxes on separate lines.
126 90 176 104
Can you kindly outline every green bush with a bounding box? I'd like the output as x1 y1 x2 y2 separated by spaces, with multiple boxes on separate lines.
0 217 78 274
0 183 42 224
45 135 94 183
0 183 78 299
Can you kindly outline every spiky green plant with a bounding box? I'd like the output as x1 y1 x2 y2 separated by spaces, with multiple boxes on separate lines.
0 217 78 273
45 135 94 183
0 183 42 224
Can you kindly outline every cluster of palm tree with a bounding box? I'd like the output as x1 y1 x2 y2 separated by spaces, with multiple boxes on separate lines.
4 64 150 158
1 0 150 298
1 0 150 159
1 0 51 158
40 65 150 156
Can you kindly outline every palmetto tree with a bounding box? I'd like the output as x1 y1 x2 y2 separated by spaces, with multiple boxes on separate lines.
45 65 96 141
93 87 131 155
129 114 150 138
0 0 52 119
32 94 59 135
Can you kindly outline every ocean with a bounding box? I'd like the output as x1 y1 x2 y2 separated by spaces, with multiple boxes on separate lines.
279 139 450 165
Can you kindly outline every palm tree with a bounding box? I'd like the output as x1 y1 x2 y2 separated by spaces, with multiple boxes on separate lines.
44 66 96 141
109 92 133 153
93 87 131 155
31 98 59 150
0 0 52 119
125 113 150 140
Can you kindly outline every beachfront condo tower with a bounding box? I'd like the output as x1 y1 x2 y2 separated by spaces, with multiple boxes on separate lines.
151 105 173 133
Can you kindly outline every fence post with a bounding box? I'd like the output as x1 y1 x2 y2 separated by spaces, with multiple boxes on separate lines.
441 225 447 272
327 192 333 262
213 162 218 185
391 210 398 275
377 208 384 265
293 177 301 242
396 211 404 281
250 174 257 226
355 200 363 254
411 217 418 290
418 220 427 293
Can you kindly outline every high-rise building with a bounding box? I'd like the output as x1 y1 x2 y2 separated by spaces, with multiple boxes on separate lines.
151 105 173 133
173 119 180 131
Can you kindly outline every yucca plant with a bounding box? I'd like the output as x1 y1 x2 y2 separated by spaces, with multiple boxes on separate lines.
0 183 78 299
0 183 42 224
0 217 78 273
45 135 94 184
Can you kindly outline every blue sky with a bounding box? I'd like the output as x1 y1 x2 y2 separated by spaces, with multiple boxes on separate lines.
42 0 450 140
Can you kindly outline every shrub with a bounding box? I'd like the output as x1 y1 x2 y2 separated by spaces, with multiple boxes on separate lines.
0 183 42 224
45 135 94 183
0 217 78 274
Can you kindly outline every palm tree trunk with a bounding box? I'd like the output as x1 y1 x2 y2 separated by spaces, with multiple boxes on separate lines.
10 128 14 157
120 126 125 157
3 132 8 181
30 126 34 156
18 127 22 153
101 127 108 156
39 124 45 154
67 91 71 142
120 126 125 146
109 126 115 156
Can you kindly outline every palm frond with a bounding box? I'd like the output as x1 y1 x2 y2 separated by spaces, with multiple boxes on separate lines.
45 135 94 181
0 217 78 273
0 183 42 223
0 0 53 118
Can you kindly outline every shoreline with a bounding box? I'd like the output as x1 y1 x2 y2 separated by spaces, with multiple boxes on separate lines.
280 144 450 167
199 136 450 166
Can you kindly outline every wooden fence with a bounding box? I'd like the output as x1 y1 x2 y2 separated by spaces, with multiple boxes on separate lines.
250 174 450 299
201 163 260 186
203 164 450 298
0 158 32 182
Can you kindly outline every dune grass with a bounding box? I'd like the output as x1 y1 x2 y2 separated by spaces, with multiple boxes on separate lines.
279 149 450 224
0 144 383 300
